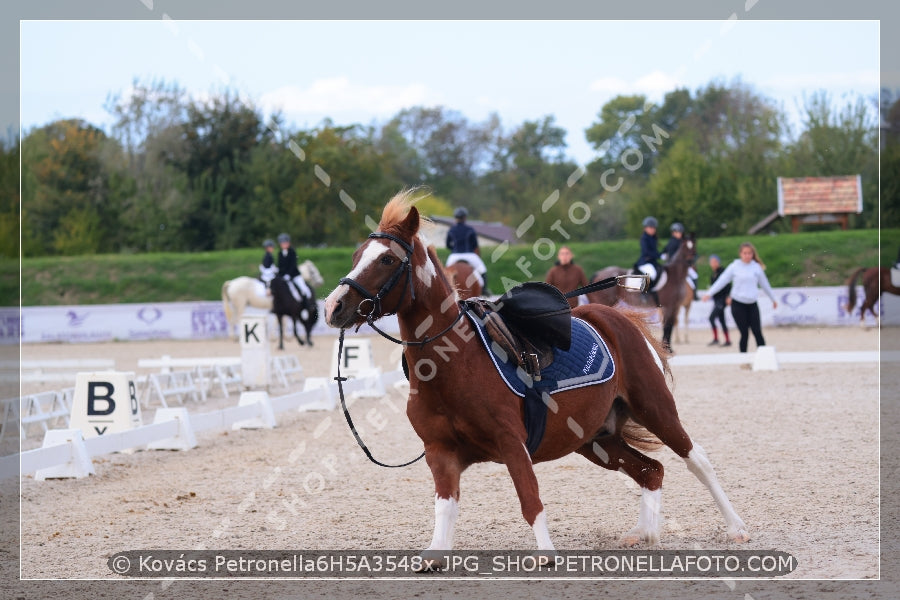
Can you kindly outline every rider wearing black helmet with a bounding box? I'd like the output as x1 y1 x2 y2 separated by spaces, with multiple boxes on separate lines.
259 238 277 293
661 222 685 262
635 216 662 286
446 207 490 294
276 233 312 301
661 221 698 299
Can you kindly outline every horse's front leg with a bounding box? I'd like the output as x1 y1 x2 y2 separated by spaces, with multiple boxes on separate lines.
417 445 462 572
277 315 285 350
292 317 305 346
501 437 556 558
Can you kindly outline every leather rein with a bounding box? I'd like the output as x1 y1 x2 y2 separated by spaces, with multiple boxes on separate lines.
334 231 466 468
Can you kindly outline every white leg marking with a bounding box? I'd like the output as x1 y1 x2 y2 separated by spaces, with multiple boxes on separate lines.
426 495 459 551
683 442 750 541
621 487 662 546
532 510 555 551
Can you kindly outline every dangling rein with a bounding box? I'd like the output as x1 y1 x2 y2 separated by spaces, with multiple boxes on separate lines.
334 273 646 469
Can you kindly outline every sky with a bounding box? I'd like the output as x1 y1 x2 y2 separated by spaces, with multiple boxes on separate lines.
20 20 880 166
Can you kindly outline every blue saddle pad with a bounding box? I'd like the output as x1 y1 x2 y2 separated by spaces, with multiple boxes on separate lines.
465 313 615 397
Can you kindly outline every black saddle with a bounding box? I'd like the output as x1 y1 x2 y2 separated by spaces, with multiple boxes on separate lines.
463 282 571 380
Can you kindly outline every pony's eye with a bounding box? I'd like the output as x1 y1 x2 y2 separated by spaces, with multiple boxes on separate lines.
380 255 394 266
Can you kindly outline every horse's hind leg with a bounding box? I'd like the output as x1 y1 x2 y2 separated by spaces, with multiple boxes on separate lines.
577 435 665 546
623 341 749 541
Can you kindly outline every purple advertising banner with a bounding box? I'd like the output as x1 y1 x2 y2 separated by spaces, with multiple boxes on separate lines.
2 288 896 346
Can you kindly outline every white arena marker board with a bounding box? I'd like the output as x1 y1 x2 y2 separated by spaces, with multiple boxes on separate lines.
330 337 376 379
241 316 270 388
752 346 779 371
69 371 141 440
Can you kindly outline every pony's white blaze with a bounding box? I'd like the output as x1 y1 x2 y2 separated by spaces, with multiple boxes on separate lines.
426 495 459 551
346 241 391 281
325 242 390 321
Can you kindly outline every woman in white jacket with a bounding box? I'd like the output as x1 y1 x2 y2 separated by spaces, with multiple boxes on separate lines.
702 242 778 353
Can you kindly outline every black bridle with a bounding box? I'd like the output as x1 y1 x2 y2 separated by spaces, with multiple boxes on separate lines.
337 231 468 347
338 231 416 323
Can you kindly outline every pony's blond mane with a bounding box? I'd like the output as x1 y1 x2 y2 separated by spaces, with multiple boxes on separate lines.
379 188 428 233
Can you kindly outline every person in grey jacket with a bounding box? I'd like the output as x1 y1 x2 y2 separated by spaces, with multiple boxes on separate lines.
702 242 777 353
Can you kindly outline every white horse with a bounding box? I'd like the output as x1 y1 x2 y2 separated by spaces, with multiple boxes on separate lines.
222 260 324 340
222 277 272 339
299 259 324 288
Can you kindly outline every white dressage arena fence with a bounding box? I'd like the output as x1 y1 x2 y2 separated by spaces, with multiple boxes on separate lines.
1 368 403 481
17 358 117 382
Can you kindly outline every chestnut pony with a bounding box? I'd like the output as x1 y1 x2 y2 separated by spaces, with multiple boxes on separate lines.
845 266 900 326
586 236 696 351
324 191 747 563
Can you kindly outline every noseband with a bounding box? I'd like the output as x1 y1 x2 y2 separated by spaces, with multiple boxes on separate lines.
338 232 415 322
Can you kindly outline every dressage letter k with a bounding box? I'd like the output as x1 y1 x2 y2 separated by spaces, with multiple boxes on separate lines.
244 322 260 343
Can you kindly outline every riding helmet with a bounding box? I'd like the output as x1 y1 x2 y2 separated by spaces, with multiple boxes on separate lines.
263 239 275 248
454 207 468 219
642 216 658 228
277 233 290 243
670 222 684 233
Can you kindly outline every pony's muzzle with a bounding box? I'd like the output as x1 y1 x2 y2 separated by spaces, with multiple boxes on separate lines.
325 284 365 330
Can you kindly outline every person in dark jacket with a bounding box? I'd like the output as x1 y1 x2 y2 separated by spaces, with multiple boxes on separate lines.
276 233 311 301
545 246 588 308
446 207 489 293
662 222 699 299
259 239 277 294
635 216 662 286
706 254 732 346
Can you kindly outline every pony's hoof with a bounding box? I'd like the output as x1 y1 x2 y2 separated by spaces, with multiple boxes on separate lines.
415 555 445 572
619 528 659 547
727 528 751 543
532 550 557 567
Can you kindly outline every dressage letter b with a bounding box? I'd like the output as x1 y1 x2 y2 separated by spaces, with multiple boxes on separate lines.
87 382 115 415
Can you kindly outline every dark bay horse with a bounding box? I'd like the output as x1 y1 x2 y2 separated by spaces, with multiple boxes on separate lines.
270 277 318 349
443 259 482 300
846 266 900 326
324 191 747 564
586 236 697 351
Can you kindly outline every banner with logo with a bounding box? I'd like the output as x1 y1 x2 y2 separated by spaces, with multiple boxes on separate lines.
1 287 895 345
684 285 898 329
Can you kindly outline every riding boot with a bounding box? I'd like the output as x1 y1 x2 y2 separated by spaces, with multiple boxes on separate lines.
481 273 491 296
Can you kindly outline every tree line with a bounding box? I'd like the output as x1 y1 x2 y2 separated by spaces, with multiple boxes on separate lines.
1 78 893 259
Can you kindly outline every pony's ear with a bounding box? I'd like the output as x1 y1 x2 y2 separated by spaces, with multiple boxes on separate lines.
400 205 420 237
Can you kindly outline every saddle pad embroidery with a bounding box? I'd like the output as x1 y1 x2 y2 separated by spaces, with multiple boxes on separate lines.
465 313 615 397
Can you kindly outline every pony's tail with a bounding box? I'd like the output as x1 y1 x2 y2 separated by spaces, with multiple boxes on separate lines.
845 267 866 314
622 419 665 453
222 280 234 327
